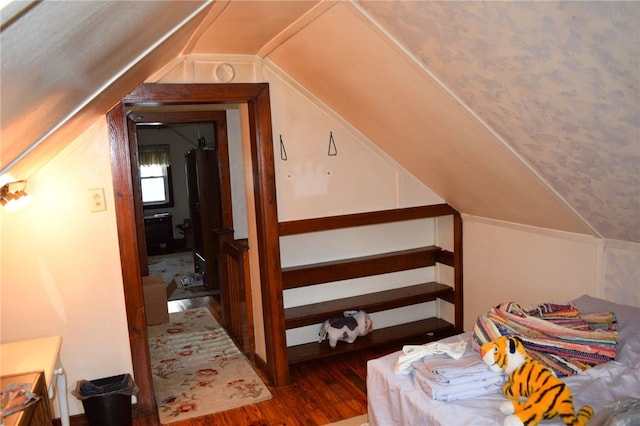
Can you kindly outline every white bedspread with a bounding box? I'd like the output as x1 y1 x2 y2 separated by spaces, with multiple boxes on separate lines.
367 295 640 426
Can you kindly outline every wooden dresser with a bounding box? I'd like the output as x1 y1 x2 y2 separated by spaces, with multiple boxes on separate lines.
144 213 174 255
1 371 52 426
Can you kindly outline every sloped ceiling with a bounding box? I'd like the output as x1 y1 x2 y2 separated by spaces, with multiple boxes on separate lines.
1 0 638 243
0 0 211 172
355 1 640 243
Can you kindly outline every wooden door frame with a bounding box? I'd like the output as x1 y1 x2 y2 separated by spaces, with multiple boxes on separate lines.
107 83 288 416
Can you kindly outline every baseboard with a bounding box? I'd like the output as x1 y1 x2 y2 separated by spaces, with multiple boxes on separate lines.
54 404 157 425
253 353 271 384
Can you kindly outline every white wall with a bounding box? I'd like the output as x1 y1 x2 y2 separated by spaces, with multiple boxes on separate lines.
226 110 249 239
602 238 640 306
0 120 133 417
264 63 443 220
463 215 640 332
266 62 450 345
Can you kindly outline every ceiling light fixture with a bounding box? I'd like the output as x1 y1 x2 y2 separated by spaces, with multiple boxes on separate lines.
1 180 31 211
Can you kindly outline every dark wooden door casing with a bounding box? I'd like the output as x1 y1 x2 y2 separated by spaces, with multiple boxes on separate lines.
186 146 224 289
108 83 287 417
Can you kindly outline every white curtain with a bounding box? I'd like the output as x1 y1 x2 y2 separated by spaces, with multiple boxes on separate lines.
138 144 170 167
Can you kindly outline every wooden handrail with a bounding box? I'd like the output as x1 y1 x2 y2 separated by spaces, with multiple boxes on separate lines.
221 238 254 360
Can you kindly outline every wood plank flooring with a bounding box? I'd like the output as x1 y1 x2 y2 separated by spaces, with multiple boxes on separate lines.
130 296 397 426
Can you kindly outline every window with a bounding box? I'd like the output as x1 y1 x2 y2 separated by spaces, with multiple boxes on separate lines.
138 144 174 207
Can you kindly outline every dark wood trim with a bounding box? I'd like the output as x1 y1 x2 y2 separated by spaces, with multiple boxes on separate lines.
108 83 288 417
221 236 255 360
279 204 456 235
107 104 155 416
129 110 225 124
453 211 464 332
215 228 235 327
246 86 289 386
125 115 148 276
282 246 440 289
435 249 455 267
288 318 456 365
284 282 453 328
215 114 234 230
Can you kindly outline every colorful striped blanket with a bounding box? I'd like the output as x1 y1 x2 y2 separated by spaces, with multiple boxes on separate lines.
472 301 618 377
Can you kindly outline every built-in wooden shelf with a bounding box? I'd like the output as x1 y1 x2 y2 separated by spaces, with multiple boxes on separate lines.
279 204 458 236
284 282 454 329
278 203 463 365
282 246 441 289
287 317 458 365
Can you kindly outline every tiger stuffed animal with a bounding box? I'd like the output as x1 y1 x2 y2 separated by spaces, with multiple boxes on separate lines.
480 336 594 426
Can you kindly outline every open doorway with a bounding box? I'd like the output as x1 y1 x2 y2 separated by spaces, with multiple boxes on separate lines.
107 83 289 417
130 110 233 299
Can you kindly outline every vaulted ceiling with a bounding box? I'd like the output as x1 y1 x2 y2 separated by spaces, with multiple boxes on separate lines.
1 1 638 242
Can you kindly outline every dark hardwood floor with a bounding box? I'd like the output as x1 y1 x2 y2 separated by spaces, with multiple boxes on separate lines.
130 295 395 426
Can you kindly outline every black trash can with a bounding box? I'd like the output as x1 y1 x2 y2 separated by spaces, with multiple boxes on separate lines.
72 374 138 426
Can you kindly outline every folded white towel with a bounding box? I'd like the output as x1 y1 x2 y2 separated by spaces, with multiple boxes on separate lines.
414 361 502 385
414 368 505 401
408 335 506 400
394 339 468 375
412 342 490 383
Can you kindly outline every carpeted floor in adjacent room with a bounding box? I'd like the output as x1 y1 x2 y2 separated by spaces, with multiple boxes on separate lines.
147 251 217 301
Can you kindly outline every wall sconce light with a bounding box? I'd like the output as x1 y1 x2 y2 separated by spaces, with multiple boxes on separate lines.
1 180 31 211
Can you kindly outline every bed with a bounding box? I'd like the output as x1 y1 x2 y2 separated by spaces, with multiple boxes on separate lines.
367 295 640 425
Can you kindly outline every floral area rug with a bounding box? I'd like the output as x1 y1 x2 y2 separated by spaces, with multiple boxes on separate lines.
148 308 272 424
147 252 217 301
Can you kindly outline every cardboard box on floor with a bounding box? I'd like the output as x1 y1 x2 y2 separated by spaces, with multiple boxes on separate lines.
142 274 172 325
167 278 177 297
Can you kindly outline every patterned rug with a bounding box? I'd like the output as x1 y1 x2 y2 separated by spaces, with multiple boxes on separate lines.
147 252 217 301
148 308 272 424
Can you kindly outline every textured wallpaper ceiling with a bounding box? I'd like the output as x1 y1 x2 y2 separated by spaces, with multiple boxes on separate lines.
358 1 639 242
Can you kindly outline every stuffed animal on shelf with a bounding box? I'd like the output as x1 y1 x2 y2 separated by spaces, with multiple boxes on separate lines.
319 310 373 348
480 336 593 426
